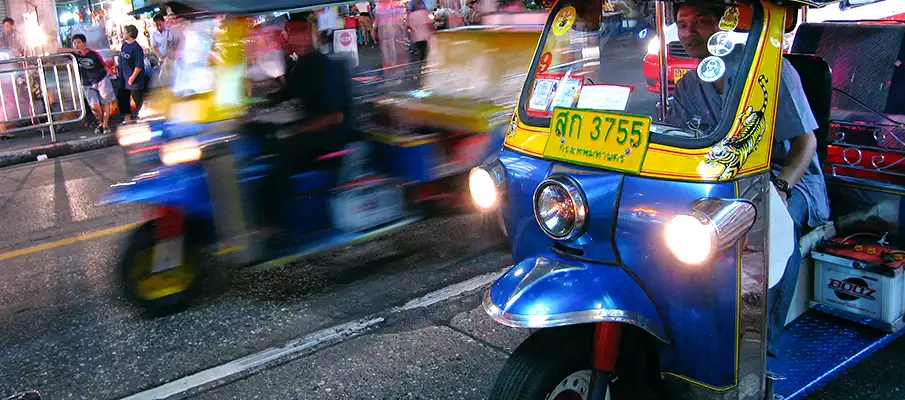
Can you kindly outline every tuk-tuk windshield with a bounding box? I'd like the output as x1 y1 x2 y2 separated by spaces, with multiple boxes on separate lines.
519 0 762 142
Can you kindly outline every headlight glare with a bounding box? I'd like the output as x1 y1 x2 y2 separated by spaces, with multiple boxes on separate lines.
117 123 153 146
469 167 498 209
647 38 660 55
160 138 202 166
534 176 587 240
664 214 714 265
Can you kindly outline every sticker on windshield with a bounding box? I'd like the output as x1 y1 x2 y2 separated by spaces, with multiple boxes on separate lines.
719 6 740 31
528 78 559 111
697 56 726 83
550 78 582 109
707 31 734 57
576 84 633 111
552 6 576 36
538 52 553 73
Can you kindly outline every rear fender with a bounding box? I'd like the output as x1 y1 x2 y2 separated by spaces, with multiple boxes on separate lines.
484 250 668 343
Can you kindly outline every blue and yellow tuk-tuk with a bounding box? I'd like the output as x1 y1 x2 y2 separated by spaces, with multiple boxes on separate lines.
469 0 905 398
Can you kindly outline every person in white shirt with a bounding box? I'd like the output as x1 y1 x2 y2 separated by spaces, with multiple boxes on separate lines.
150 13 181 86
317 7 339 52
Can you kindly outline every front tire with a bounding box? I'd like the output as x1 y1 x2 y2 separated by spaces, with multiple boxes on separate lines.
118 221 203 315
490 325 656 400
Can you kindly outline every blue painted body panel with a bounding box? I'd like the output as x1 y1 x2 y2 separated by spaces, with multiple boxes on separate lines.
486 249 667 340
496 149 743 389
616 177 740 388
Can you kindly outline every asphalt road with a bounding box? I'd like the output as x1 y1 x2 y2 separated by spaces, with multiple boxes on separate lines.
0 39 902 399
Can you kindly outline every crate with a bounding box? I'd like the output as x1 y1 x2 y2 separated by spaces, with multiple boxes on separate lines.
813 240 905 326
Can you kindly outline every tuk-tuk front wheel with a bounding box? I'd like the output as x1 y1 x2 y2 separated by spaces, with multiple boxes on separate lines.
490 325 657 400
118 221 202 315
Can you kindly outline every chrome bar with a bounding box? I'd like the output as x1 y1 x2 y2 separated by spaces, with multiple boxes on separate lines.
24 62 38 122
11 72 22 120
655 1 669 121
53 65 63 112
0 74 7 121
36 57 56 142
67 64 77 111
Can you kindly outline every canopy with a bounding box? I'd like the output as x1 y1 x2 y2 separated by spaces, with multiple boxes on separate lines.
165 0 362 15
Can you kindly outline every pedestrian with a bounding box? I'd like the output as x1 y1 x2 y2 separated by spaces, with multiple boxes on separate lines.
118 25 146 123
317 7 338 53
150 13 181 87
407 0 434 65
58 34 116 134
0 17 25 58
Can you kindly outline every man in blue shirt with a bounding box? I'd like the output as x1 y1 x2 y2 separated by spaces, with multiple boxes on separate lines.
667 2 830 357
118 25 146 122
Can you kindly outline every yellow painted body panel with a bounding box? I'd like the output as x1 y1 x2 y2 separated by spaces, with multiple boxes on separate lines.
504 1 788 183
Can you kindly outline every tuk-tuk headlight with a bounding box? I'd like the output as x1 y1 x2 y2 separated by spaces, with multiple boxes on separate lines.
534 177 587 240
117 123 154 146
160 138 202 166
469 161 507 210
665 198 757 265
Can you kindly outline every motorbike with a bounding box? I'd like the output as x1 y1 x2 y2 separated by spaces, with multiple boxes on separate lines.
101 14 508 314
469 0 905 398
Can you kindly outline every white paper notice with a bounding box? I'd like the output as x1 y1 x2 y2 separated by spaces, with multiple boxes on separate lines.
528 79 557 110
576 85 632 111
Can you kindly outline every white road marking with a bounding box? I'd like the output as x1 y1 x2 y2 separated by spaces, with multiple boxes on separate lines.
119 267 510 400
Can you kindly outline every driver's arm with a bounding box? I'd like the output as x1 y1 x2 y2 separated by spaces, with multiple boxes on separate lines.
777 131 817 188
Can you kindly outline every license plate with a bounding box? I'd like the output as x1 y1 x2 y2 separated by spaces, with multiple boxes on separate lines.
673 68 691 82
543 108 652 174
151 236 184 273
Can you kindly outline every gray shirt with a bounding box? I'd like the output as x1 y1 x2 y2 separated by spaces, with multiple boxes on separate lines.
0 30 25 58
667 57 830 229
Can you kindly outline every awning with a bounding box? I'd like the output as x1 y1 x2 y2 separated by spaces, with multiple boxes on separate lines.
170 0 361 15
127 2 205 17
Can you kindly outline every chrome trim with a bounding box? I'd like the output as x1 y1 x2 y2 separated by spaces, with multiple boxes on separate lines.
533 175 588 240
483 290 669 343
687 197 757 254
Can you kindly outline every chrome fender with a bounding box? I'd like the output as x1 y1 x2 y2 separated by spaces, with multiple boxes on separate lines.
98 166 206 208
483 253 668 343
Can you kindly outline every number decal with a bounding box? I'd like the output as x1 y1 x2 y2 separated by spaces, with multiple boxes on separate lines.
590 116 602 140
630 120 644 147
538 52 553 74
616 119 629 145
604 117 615 141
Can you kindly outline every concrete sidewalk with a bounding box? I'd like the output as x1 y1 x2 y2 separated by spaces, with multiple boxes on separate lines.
0 124 117 168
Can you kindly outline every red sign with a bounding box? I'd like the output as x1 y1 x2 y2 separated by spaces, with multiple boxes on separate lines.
340 31 354 47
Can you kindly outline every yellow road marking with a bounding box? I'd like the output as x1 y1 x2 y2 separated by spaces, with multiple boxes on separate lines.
0 222 143 261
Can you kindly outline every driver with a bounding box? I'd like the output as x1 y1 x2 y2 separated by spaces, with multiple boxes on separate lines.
667 2 830 357
256 13 353 239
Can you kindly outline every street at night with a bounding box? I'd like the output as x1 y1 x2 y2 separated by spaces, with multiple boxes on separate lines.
0 146 900 399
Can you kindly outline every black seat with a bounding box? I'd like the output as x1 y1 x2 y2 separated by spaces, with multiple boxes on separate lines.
783 54 832 166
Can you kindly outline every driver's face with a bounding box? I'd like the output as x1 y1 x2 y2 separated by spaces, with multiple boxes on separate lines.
677 6 720 60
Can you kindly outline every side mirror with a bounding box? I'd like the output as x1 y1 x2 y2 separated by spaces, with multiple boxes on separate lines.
3 391 42 400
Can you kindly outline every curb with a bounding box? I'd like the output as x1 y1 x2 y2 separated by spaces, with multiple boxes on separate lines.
0 134 118 168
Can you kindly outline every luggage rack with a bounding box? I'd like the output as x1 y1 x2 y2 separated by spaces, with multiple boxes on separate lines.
824 118 905 194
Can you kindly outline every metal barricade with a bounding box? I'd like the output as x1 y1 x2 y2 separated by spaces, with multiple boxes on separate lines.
0 53 86 141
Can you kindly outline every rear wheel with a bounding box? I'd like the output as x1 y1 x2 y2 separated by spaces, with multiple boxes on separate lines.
118 221 203 315
490 325 657 400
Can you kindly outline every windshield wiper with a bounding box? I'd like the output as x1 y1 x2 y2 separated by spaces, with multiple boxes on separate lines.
833 87 905 128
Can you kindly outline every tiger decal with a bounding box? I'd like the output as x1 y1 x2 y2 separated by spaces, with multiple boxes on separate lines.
700 75 770 180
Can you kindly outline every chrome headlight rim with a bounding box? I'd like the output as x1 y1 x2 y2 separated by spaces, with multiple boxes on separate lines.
533 175 588 241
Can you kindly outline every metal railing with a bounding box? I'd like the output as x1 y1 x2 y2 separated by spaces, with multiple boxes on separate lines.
0 53 86 140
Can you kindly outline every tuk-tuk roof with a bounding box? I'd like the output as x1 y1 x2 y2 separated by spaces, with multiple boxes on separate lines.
778 0 843 7
166 0 360 14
